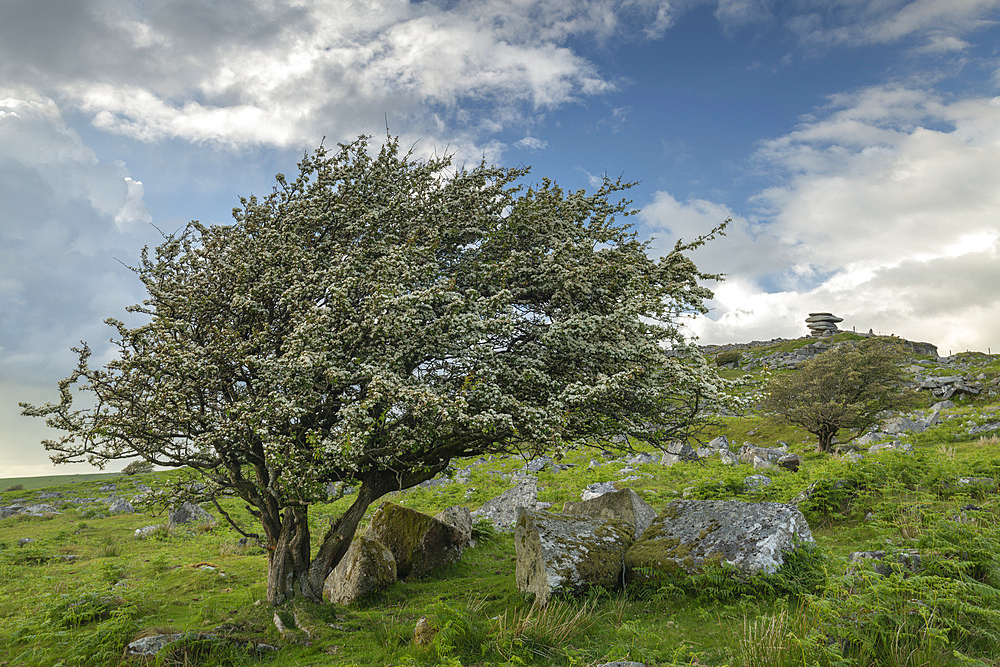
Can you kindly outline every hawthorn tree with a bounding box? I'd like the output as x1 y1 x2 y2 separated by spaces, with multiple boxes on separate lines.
22 136 734 604
761 336 917 452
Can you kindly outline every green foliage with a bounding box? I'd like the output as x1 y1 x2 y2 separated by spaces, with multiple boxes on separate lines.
5 483 24 491
715 350 741 367
649 543 828 603
803 520 1000 666
762 337 918 452
10 590 139 667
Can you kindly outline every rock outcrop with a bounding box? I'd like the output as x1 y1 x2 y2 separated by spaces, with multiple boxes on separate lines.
805 312 843 338
563 488 656 541
365 502 465 579
624 500 814 581
514 508 633 605
471 477 544 530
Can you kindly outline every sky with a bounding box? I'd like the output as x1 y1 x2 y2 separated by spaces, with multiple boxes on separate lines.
2 0 1000 477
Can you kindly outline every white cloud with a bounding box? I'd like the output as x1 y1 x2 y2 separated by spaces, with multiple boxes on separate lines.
0 0 678 151
786 0 1000 49
515 136 548 150
656 85 1000 353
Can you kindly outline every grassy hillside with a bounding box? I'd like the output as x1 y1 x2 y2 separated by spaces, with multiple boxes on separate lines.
0 472 121 493
2 341 1000 666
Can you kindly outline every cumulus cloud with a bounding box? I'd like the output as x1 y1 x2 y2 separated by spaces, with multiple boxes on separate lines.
0 0 678 151
649 85 1000 352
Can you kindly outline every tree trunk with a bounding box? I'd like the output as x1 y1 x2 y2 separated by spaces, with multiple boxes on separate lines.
265 506 312 605
305 481 386 600
817 426 836 452
262 463 450 605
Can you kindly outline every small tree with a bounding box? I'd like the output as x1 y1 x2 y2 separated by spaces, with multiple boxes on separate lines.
22 136 735 603
761 337 917 452
121 459 154 476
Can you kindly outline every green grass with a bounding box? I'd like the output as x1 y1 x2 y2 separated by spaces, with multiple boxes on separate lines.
4 344 1000 665
0 471 121 492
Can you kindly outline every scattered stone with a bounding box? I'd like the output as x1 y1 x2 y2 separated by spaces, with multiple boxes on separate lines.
134 525 162 539
881 416 925 435
514 508 633 606
17 537 34 546
3 503 60 518
412 617 436 646
323 535 397 605
563 488 656 541
776 454 801 472
471 477 542 530
524 456 553 473
168 501 216 528
868 441 914 455
37 492 62 499
626 452 659 466
126 634 187 657
718 450 738 466
109 498 135 514
848 550 921 577
365 502 465 579
99 483 117 492
660 441 698 467
969 422 1000 436
625 500 814 581
744 475 771 491
738 443 788 466
580 481 618 501
856 432 884 447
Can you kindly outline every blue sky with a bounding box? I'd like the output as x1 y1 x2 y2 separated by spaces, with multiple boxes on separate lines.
3 0 1000 476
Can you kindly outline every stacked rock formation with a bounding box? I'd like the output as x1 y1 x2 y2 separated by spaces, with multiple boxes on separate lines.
805 312 843 338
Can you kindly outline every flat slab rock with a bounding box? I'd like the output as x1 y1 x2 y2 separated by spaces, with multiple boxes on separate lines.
515 508 633 606
471 477 541 530
625 500 814 581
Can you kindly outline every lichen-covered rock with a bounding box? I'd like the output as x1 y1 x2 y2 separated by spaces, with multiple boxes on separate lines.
434 506 473 546
323 535 397 605
738 443 788 466
365 502 464 579
514 508 634 605
109 498 135 514
624 500 813 582
134 525 161 539
126 633 187 656
847 549 921 577
868 441 914 455
168 501 215 528
581 481 618 501
563 488 656 541
412 616 437 646
660 441 698 466
471 477 540 530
